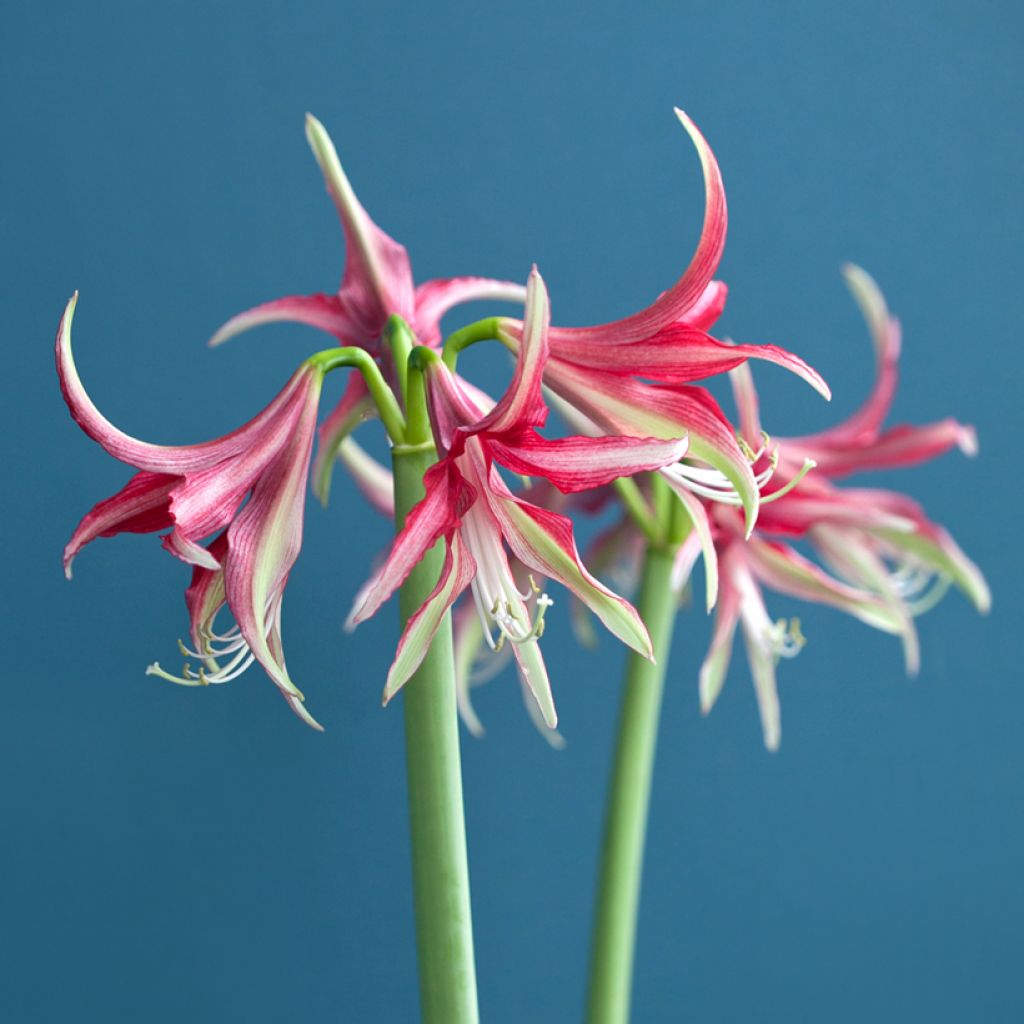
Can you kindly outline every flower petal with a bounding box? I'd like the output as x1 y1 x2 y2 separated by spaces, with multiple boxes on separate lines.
698 555 741 713
487 431 689 493
64 471 176 578
543 108 726 347
311 372 375 505
305 113 415 335
659 476 719 610
488 491 653 659
348 462 467 626
414 276 527 346
208 293 348 348
509 634 558 730
57 294 311 473
382 532 476 703
482 267 551 433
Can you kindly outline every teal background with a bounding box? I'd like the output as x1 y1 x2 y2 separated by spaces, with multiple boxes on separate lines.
2 1 1020 1020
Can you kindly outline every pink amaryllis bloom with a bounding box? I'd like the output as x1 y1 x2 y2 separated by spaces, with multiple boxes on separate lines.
488 109 831 536
58 294 328 730
696 267 989 749
347 269 689 729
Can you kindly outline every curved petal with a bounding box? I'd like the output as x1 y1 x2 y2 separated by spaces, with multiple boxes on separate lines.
208 293 348 348
698 551 741 713
305 114 415 334
64 471 176 578
414 276 527 346
660 476 718 611
681 280 728 331
543 108 726 348
488 491 653 659
382 532 476 703
348 462 468 626
57 294 311 473
487 431 689 493
480 267 550 434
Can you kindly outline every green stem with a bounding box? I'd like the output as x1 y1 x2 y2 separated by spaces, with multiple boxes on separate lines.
585 544 678 1024
392 443 479 1024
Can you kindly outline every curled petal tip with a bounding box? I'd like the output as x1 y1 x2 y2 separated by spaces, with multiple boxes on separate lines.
959 425 979 457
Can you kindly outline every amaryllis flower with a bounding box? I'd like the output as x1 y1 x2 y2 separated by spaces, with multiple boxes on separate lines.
347 269 689 729
58 294 328 729
695 267 989 749
482 109 831 534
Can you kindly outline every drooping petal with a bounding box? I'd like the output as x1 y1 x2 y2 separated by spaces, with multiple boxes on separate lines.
222 375 324 727
335 439 395 518
488 491 653 659
480 267 551 434
413 276 527 346
348 462 469 626
161 529 222 570
680 281 728 331
305 114 415 336
311 372 375 505
509 633 558 730
64 471 176 578
57 294 311 473
698 552 741 713
487 431 689 493
660 475 718 610
744 537 905 634
208 293 348 348
541 109 726 347
382 532 476 703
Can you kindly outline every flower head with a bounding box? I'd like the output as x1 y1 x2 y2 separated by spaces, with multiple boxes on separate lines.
347 269 689 730
58 294 326 729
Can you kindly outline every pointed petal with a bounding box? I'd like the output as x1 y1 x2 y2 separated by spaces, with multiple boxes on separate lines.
549 324 830 399
57 294 311 472
208 293 349 348
698 557 741 713
739 609 782 753
488 431 688 493
544 109 726 348
660 476 719 610
681 281 728 331
482 267 550 433
383 533 476 703
745 537 904 634
311 372 375 505
510 635 558 730
305 114 415 332
64 471 176 578
348 462 467 625
161 529 222 569
223 376 323 723
414 276 527 346
728 361 763 449
488 492 653 659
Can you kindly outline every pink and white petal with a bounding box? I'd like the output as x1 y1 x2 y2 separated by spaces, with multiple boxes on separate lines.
424 361 491 456
348 462 467 626
453 604 489 738
63 470 176 578
680 280 728 331
738 612 782 753
544 109 726 348
161 529 222 570
382 532 476 704
223 382 322 722
208 293 349 348
510 636 558 730
414 276 528 346
184 532 230 650
698 554 741 713
794 420 977 478
745 537 904 634
728 362 763 449
312 372 376 505
483 267 551 433
57 295 313 472
489 494 653 659
488 431 688 493
659 475 718 610
305 114 415 328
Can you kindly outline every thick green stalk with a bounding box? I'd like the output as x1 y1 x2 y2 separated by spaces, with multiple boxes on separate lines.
585 544 678 1024
393 444 479 1024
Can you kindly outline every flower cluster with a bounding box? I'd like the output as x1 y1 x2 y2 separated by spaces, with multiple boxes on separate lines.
57 111 985 744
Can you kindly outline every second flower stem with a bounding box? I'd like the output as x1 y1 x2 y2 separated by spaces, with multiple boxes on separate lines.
393 444 479 1024
585 543 677 1024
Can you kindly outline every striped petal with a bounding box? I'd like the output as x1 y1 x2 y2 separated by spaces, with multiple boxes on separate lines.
208 293 348 348
414 276 527 346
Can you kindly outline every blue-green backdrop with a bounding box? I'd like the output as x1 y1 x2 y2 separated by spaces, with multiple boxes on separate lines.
3 1 1020 1020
